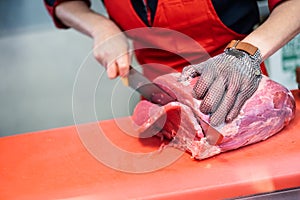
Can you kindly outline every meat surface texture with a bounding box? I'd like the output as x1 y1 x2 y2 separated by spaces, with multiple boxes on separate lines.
132 73 296 160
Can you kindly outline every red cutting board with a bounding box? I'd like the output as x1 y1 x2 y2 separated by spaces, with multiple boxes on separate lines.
0 91 300 200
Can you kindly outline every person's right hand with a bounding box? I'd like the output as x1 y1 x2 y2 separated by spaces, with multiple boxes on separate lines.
92 21 131 79
54 1 131 79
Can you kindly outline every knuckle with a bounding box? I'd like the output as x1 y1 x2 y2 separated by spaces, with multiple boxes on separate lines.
118 61 128 69
93 51 105 62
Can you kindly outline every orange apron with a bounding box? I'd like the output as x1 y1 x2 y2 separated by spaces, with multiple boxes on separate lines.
104 0 267 80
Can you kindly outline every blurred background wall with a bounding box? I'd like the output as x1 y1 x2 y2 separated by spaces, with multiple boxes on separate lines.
0 0 139 136
0 1 298 137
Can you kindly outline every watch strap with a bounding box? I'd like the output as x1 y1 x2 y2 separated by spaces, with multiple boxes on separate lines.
225 40 258 56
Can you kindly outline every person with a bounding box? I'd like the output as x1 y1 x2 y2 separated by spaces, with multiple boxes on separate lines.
44 0 300 126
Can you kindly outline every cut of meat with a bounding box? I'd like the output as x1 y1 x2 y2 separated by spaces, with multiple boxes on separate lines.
132 73 296 160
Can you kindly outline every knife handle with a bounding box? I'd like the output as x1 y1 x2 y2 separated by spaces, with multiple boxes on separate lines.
120 65 134 86
121 77 129 86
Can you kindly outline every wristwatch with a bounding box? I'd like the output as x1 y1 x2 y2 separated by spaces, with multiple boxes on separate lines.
225 40 262 76
225 40 258 56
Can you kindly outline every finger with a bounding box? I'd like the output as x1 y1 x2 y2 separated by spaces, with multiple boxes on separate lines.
200 76 226 114
179 65 197 82
179 62 207 82
116 53 131 77
193 68 215 99
210 83 240 126
225 87 256 123
107 62 118 79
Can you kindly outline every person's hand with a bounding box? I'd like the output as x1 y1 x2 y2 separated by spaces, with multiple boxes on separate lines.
92 21 131 79
54 1 131 79
180 47 262 126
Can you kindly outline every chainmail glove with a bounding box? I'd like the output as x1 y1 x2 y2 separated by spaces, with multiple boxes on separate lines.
179 47 262 126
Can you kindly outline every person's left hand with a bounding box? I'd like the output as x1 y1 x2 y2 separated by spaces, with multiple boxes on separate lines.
179 48 262 126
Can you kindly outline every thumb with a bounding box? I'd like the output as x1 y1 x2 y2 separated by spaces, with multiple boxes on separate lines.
116 53 131 77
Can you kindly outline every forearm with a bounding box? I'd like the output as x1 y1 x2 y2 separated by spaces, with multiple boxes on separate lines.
242 0 300 61
55 1 120 39
55 1 130 78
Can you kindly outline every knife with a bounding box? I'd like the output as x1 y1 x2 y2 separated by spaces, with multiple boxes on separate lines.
121 66 223 145
199 120 224 145
121 66 177 105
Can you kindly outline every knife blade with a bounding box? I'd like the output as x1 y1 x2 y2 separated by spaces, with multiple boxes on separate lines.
122 66 177 105
121 66 223 145
197 118 224 145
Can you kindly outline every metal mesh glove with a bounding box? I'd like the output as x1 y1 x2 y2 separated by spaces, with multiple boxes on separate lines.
180 48 262 126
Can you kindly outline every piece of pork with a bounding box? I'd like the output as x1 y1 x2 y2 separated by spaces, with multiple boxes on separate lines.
132 73 296 160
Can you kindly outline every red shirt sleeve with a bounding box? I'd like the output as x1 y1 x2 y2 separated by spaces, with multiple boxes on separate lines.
44 0 91 29
268 0 285 11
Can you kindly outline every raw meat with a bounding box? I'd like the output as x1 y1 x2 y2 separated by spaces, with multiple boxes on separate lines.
132 73 296 160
